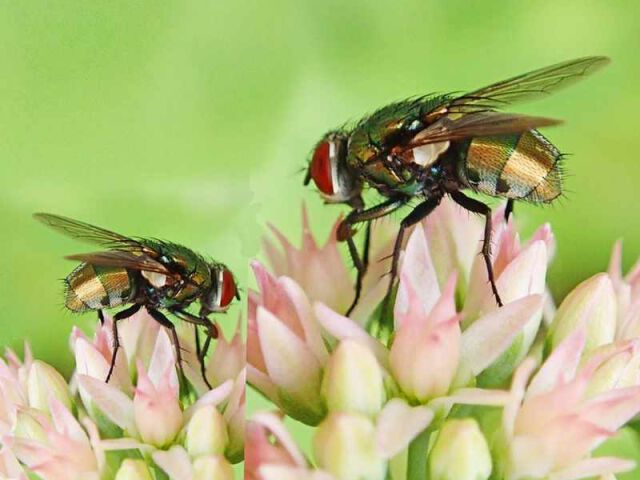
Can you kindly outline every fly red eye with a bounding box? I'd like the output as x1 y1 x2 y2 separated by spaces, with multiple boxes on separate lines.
310 141 334 195
219 268 236 308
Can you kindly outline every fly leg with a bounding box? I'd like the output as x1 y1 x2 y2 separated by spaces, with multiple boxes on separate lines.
362 221 372 272
172 309 218 389
384 196 442 311
505 199 514 222
106 303 141 383
148 309 187 384
450 191 503 307
338 197 407 316
97 309 105 326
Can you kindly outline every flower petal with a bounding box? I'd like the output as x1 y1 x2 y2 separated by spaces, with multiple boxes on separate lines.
314 302 389 370
375 399 434 459
394 227 440 324
527 330 586 397
256 306 324 421
251 412 307 467
548 457 635 480
461 294 543 376
152 446 193 480
76 375 136 434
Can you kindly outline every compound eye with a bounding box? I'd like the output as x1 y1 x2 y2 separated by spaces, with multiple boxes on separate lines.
309 141 334 195
218 268 236 308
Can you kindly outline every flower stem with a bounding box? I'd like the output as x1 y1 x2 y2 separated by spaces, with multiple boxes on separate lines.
407 429 430 480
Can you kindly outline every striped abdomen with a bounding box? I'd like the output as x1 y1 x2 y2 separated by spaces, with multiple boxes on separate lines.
456 130 562 203
65 263 137 312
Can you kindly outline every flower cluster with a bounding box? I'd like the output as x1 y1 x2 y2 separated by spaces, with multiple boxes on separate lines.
247 200 640 480
0 310 245 480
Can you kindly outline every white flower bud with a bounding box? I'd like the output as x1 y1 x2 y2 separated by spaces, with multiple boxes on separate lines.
322 341 384 416
314 413 386 480
115 459 153 480
430 419 491 480
27 360 72 412
549 274 617 353
186 404 228 457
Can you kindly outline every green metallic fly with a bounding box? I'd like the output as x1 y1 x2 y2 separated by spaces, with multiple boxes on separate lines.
304 56 610 314
35 213 239 388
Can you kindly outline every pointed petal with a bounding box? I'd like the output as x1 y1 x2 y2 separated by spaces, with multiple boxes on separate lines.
394 227 440 323
76 375 136 434
184 380 233 422
280 277 328 364
152 446 193 480
504 358 537 438
251 412 308 467
314 302 389 369
147 329 178 390
376 399 434 459
461 295 543 375
527 330 586 397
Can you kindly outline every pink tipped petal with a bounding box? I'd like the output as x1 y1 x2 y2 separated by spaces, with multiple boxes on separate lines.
279 277 328 364
76 375 136 434
580 386 640 431
314 303 389 369
461 294 543 375
428 273 458 325
48 397 88 445
375 399 434 459
256 307 323 417
147 329 178 389
395 227 440 322
504 358 537 437
251 412 307 467
133 362 182 446
184 380 233 422
527 330 587 397
152 446 193 480
549 457 636 480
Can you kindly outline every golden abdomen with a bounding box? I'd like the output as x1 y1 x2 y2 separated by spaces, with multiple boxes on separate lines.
456 130 563 203
65 263 136 312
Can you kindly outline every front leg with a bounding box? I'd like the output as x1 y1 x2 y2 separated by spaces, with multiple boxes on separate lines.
338 197 408 316
171 308 218 389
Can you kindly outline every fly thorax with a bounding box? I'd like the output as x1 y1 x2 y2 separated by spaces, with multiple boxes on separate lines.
410 141 450 167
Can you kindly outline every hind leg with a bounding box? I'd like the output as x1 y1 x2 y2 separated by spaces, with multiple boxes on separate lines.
451 191 503 307
106 303 141 383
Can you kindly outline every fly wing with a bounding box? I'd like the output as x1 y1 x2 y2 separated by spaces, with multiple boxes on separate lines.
34 213 142 249
65 251 171 275
445 56 610 114
400 111 561 150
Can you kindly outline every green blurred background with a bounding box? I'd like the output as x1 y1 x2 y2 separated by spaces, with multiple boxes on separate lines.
1 0 639 476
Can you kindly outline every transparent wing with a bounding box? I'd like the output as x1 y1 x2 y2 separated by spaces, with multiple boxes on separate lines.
34 213 142 249
446 56 610 114
65 251 170 275
401 112 561 150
